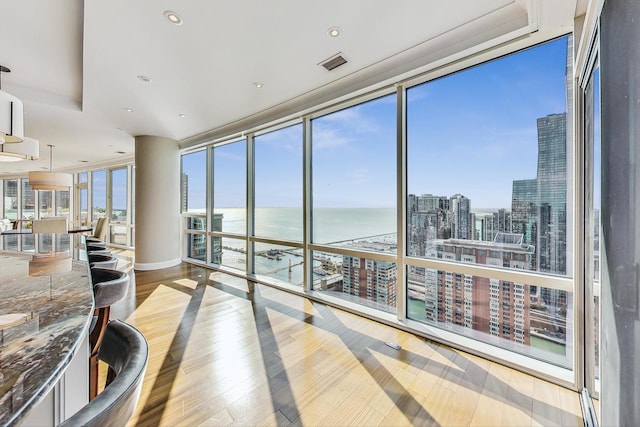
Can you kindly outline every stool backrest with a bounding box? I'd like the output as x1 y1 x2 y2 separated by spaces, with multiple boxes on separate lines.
91 268 129 309
93 217 109 241
88 254 119 270
59 320 148 427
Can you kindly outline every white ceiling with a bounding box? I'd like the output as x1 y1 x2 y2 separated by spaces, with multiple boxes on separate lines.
0 0 585 176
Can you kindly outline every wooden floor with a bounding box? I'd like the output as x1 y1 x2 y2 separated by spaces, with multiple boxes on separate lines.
106 251 584 427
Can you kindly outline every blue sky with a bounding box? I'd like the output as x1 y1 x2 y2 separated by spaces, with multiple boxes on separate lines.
183 36 569 211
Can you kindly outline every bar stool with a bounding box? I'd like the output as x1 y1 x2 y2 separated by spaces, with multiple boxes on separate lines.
87 245 111 256
89 267 130 400
88 253 119 270
86 239 107 248
59 320 148 427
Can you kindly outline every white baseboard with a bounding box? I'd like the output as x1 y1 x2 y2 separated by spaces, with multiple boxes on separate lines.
134 257 181 271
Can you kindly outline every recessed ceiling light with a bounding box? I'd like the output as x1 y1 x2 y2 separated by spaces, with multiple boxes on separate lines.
137 75 152 83
253 82 264 89
124 108 133 113
328 27 341 37
116 151 126 154
79 160 89 163
164 10 183 25
179 113 187 118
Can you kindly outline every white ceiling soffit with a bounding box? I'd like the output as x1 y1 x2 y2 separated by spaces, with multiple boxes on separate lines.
0 0 581 176
83 0 525 145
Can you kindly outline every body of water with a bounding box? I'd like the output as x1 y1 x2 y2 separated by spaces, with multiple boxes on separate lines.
212 207 397 243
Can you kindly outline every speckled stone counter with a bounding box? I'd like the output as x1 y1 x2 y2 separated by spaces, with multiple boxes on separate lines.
0 249 93 426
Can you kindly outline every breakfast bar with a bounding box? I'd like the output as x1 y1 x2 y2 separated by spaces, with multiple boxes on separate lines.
0 238 93 426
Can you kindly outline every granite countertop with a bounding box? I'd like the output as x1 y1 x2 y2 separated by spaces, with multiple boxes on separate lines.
0 248 93 426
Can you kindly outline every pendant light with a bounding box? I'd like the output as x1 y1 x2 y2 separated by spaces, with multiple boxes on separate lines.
28 144 72 190
0 136 39 162
0 65 24 143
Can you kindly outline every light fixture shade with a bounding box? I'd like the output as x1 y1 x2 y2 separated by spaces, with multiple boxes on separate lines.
0 89 24 143
28 171 73 190
0 136 39 162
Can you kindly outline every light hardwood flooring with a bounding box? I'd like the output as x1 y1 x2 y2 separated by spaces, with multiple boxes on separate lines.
105 250 584 426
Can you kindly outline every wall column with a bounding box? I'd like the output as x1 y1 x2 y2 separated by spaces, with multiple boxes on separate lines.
601 0 640 424
134 135 181 270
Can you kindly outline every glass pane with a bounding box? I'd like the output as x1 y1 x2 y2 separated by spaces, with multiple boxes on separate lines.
213 141 246 234
3 179 18 220
587 64 601 382
111 168 128 222
38 190 53 218
55 190 70 219
79 187 88 225
131 166 136 225
185 215 206 261
92 170 107 221
181 150 206 213
3 234 18 251
254 243 304 286
110 225 128 245
213 236 246 271
312 94 397 253
78 172 88 183
407 36 572 277
22 179 35 219
22 234 35 252
407 265 571 367
312 250 397 314
254 124 303 241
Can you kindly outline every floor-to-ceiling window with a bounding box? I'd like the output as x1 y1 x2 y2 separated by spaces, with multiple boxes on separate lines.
182 149 207 261
180 33 580 385
405 36 574 368
55 188 70 220
311 94 398 313
110 167 128 245
38 190 53 218
253 124 304 286
212 140 246 270
91 170 107 222
582 37 601 410
3 179 18 220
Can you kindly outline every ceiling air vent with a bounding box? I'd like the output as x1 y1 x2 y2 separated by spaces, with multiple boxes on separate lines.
320 53 347 71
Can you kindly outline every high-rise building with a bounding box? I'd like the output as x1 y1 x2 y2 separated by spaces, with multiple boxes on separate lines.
180 172 188 212
450 193 471 240
510 113 567 275
342 256 397 310
409 236 536 345
536 113 567 274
